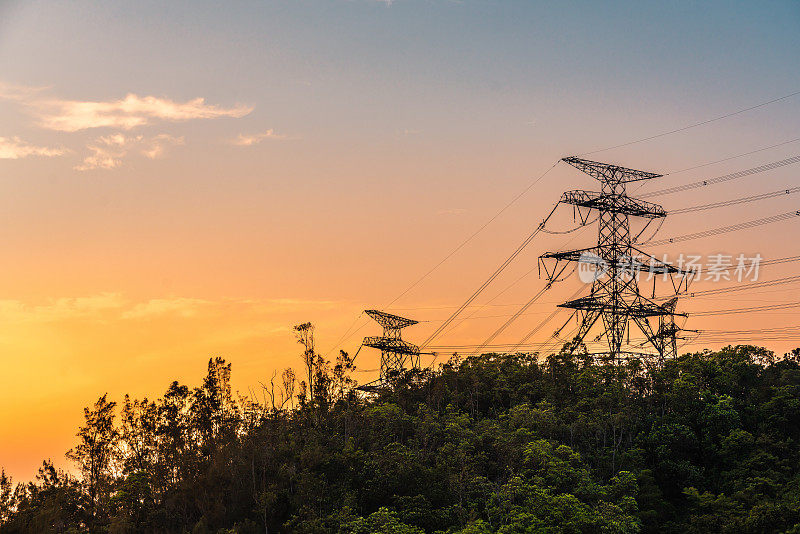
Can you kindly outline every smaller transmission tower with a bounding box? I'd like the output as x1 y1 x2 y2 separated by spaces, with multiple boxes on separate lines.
359 310 421 391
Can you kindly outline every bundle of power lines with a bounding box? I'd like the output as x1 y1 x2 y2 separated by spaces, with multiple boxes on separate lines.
327 89 800 368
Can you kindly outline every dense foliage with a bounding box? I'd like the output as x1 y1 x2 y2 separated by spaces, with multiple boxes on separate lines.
2 337 800 533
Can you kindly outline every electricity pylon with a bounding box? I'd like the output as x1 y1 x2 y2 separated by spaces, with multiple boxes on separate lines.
539 157 693 362
358 309 421 391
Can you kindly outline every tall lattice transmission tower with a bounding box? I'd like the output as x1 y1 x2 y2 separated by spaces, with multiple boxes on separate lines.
539 157 693 362
359 309 421 391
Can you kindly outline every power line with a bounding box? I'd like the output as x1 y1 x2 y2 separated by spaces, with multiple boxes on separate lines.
385 161 560 309
329 148 800 359
390 302 550 311
762 255 800 267
707 253 800 271
696 335 800 343
438 264 558 332
702 325 800 335
670 186 800 214
513 285 586 350
419 203 561 349
667 137 800 174
421 215 590 362
538 322 579 355
677 275 800 299
436 309 551 321
645 209 800 246
429 330 800 350
324 161 561 358
439 217 592 338
580 89 800 156
641 155 800 198
323 311 364 357
693 300 800 316
470 283 554 355
515 306 564 346
436 178 800 354
428 342 548 350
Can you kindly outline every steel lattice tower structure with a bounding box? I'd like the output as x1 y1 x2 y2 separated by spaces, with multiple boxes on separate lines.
360 310 421 388
539 157 692 362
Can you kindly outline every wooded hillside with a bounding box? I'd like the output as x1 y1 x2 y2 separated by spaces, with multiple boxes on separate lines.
2 342 800 533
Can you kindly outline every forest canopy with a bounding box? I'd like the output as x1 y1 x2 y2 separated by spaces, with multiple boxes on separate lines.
2 334 800 534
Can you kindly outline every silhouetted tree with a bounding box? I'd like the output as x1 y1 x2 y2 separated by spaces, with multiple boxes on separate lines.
66 393 118 528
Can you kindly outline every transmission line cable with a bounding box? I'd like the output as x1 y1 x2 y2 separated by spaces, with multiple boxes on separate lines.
437 267 541 337
702 325 800 335
664 275 800 300
334 149 800 357
694 301 800 316
470 283 555 355
439 213 594 345
513 307 564 350
324 161 561 358
323 311 365 358
645 209 800 246
512 285 586 350
667 137 800 174
385 161 559 309
641 155 800 198
701 253 800 270
539 322 580 355
420 203 561 349
425 220 590 364
440 238 580 338
762 255 800 267
670 186 800 214
580 89 800 155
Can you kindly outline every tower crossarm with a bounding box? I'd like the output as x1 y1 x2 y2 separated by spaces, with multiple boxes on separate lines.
362 336 420 356
364 309 419 330
562 156 662 183
539 247 595 263
629 247 693 276
540 248 688 275
561 190 666 219
558 296 685 318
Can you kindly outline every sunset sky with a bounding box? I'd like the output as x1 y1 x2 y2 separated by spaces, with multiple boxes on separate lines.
0 0 799 481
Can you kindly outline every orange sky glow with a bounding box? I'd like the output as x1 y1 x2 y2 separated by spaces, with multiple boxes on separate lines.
0 0 798 481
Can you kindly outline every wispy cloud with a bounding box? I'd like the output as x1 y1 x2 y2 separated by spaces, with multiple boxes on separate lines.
141 133 185 159
0 293 128 323
0 84 252 132
0 81 49 102
0 136 66 159
76 134 128 170
75 133 184 171
121 297 211 320
0 294 346 324
40 94 252 132
230 129 295 146
0 83 255 169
